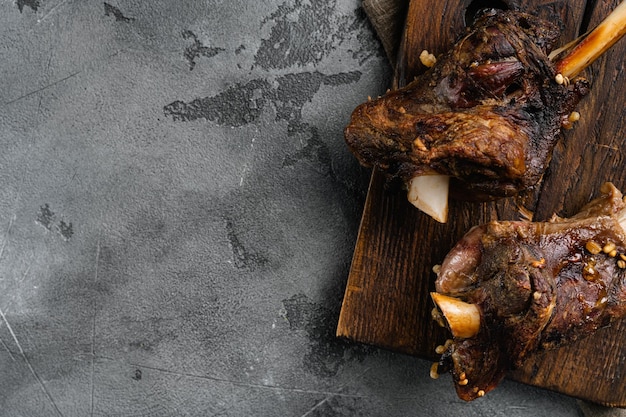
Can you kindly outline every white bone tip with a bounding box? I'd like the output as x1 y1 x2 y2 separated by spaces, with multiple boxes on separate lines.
407 174 449 223
431 292 481 339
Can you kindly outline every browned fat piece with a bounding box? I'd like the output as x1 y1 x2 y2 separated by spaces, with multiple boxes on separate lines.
431 182 626 401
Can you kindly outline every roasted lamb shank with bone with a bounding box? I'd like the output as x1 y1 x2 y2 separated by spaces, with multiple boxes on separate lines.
430 182 626 401
345 4 626 222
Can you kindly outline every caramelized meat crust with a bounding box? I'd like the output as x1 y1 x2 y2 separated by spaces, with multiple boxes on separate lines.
344 10 589 200
434 183 626 400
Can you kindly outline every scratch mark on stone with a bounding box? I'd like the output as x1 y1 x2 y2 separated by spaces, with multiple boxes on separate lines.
299 397 330 417
39 354 431 400
1 309 27 355
90 234 102 417
37 0 69 23
239 137 255 187
0 214 15 263
19 262 32 284
299 367 372 417
0 307 64 416
45 51 53 72
3 71 81 107
238 168 246 187
97 356 369 398
0 336 16 362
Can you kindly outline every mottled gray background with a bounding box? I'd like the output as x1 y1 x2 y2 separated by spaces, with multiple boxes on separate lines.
0 1 619 416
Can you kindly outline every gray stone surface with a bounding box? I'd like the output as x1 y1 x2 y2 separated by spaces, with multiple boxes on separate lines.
0 0 611 415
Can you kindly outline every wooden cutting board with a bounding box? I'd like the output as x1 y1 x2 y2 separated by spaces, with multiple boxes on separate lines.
337 0 626 407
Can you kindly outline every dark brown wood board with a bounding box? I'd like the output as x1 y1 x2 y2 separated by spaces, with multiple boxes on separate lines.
337 0 626 407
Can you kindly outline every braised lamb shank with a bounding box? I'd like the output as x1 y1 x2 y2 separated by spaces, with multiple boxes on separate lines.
345 9 589 201
430 182 626 401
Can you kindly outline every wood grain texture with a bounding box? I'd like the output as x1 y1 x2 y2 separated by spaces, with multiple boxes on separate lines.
337 0 626 406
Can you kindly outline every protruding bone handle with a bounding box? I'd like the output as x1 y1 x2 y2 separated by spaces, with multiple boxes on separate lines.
556 1 626 78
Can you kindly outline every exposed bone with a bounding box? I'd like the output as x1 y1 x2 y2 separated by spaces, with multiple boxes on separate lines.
548 32 589 61
431 292 481 338
407 175 449 223
556 0 626 78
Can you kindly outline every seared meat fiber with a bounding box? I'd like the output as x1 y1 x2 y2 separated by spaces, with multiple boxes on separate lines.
344 9 589 199
431 182 626 401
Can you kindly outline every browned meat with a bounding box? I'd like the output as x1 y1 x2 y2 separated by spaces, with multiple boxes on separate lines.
432 182 626 401
344 9 589 200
